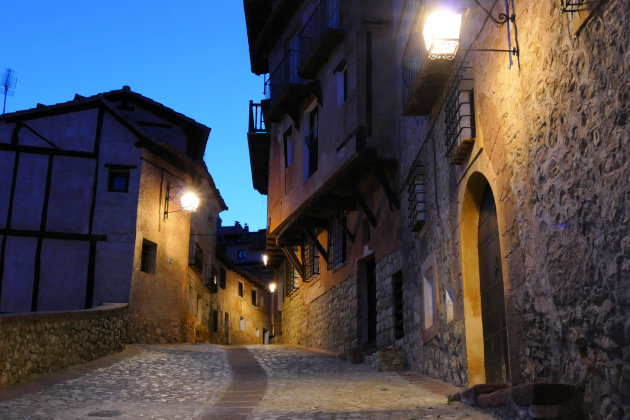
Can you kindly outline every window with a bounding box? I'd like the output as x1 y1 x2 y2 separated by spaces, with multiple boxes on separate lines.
252 288 258 306
336 63 348 107
256 328 260 338
283 127 293 168
393 271 404 339
422 252 439 343
140 239 157 274
240 316 245 331
305 238 320 279
238 281 244 298
206 265 218 293
285 254 300 296
328 215 347 269
212 310 219 333
219 267 226 289
305 107 318 177
237 249 247 259
189 241 203 273
106 165 131 192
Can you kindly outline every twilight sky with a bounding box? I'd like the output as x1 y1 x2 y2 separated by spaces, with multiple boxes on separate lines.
2 1 267 230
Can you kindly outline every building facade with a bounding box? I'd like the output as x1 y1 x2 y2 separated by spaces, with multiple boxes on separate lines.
245 0 403 358
246 0 629 418
0 87 227 344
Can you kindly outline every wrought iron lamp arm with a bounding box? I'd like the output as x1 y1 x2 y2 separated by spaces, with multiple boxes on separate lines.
472 0 514 25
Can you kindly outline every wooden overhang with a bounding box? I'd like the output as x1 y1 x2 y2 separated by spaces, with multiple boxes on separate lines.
298 27 345 79
264 147 399 269
244 0 273 74
247 128 270 195
403 57 456 116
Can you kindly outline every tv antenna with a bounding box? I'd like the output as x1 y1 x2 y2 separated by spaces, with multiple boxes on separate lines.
2 68 17 114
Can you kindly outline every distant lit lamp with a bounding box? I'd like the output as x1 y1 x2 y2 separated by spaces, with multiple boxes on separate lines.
262 254 269 266
164 184 199 219
269 281 277 337
269 282 276 293
422 10 463 60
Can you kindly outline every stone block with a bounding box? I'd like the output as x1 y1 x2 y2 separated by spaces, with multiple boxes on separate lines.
527 404 561 419
477 388 510 408
377 348 405 371
510 383 576 407
461 383 509 406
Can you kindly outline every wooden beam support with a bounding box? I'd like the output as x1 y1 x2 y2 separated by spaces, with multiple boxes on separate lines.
281 246 305 280
348 182 377 227
298 226 329 264
333 211 355 243
375 165 400 210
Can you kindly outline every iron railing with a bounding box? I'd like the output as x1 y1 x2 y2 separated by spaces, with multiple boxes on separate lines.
264 49 304 104
298 0 343 60
401 19 427 110
560 0 589 12
248 100 267 133
189 241 203 273
407 161 426 232
444 61 475 164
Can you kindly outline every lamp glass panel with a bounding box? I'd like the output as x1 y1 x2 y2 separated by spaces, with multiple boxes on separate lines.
423 10 462 56
181 192 200 212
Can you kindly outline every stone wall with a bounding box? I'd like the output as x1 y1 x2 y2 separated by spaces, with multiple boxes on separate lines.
375 250 404 349
395 1 630 418
0 303 127 387
281 275 358 357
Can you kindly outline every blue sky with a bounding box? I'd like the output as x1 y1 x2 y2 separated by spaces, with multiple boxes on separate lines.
2 1 267 230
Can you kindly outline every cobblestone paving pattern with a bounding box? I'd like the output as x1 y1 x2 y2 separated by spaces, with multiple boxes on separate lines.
0 344 230 420
247 345 496 420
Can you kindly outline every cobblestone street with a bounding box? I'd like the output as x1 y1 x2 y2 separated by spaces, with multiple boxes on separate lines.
0 345 495 419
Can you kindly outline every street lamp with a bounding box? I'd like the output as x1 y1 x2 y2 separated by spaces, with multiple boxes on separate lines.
269 282 276 293
164 184 199 219
262 253 269 266
422 9 463 60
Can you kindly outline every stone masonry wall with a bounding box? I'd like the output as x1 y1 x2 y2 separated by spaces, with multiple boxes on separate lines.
396 1 630 418
0 303 127 387
281 276 358 357
375 250 404 349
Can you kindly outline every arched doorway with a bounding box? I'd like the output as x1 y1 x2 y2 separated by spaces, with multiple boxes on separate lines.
461 172 509 385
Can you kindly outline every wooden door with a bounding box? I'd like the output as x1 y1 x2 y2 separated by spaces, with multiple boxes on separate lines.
478 185 509 383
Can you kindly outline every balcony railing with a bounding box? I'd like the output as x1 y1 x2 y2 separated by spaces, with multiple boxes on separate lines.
402 8 456 116
445 61 475 164
298 0 344 79
264 49 305 121
189 241 203 273
249 100 267 134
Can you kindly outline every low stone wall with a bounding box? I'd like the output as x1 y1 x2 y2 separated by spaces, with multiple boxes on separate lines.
0 303 127 387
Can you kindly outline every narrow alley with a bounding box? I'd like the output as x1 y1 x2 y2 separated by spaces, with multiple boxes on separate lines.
0 345 494 420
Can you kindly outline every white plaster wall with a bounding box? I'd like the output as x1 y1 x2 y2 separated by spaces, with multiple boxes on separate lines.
0 237 37 312
0 151 14 227
10 153 48 231
38 239 90 311
26 109 98 151
46 157 95 233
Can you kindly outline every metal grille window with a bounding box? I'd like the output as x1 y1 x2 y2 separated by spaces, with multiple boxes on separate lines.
219 268 226 289
407 161 426 232
285 254 300 296
306 108 319 177
560 0 586 12
212 310 218 333
393 271 404 339
189 241 203 273
305 239 320 279
445 61 475 165
140 239 157 274
328 216 347 269
206 265 218 293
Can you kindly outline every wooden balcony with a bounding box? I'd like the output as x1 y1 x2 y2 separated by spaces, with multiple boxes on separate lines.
298 0 345 79
247 100 270 195
402 11 456 116
264 50 306 122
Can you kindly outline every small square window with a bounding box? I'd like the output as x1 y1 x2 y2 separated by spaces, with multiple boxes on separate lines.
237 249 247 259
107 167 130 192
238 281 244 298
240 316 245 331
140 239 157 274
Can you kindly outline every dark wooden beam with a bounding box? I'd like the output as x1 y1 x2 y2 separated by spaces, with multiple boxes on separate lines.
375 165 401 210
348 182 377 227
333 210 355 243
281 246 304 280
298 226 329 264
